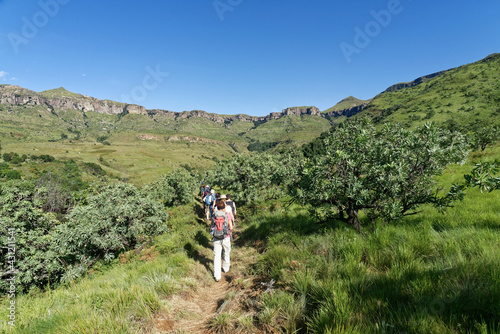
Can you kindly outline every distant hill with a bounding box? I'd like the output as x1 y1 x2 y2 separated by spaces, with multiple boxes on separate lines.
360 53 500 129
322 96 370 113
381 70 450 93
1 52 499 182
40 87 85 99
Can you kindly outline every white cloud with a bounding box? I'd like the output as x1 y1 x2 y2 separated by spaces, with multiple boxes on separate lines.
0 71 9 80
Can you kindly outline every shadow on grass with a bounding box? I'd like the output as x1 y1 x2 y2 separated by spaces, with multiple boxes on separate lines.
236 211 348 248
193 200 208 226
184 241 212 274
345 260 500 332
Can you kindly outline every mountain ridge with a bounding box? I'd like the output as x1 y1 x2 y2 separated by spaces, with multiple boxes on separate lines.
1 52 498 131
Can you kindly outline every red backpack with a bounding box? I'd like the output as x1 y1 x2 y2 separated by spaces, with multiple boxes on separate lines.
212 211 229 239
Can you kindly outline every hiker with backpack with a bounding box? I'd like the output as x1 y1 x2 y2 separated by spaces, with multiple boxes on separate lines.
211 198 233 282
205 189 216 222
220 194 234 229
225 194 237 225
200 182 205 200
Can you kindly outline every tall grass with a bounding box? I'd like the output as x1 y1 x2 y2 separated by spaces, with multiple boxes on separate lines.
245 158 500 333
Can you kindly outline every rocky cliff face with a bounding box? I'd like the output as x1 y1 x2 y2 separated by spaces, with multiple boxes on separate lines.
323 103 369 118
382 70 449 93
0 85 363 125
0 85 126 114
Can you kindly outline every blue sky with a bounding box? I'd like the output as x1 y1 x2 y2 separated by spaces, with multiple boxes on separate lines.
1 0 499 116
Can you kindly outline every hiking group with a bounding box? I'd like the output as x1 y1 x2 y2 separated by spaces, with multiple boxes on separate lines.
200 183 237 282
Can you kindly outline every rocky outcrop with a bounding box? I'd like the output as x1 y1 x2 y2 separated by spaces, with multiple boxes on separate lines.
282 106 320 116
323 103 369 118
382 70 449 93
125 104 147 115
166 135 219 144
0 85 126 114
0 84 349 125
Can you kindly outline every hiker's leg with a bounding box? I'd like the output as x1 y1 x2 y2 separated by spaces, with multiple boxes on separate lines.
213 240 222 281
222 237 231 273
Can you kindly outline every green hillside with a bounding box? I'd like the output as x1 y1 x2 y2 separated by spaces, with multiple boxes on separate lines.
361 53 500 129
39 87 86 99
322 96 369 113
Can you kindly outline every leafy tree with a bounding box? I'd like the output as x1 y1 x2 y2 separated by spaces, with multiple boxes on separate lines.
205 150 305 205
144 168 198 207
54 183 168 269
470 125 500 151
0 180 64 293
294 118 470 231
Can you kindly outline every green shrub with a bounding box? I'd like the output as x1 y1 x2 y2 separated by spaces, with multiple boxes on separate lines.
82 162 107 177
205 150 304 205
145 168 198 207
0 180 64 293
54 183 168 269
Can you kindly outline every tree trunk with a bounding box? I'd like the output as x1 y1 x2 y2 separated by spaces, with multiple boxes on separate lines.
346 209 361 233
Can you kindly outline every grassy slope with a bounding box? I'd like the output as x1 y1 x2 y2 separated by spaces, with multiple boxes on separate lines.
0 104 331 183
245 115 332 145
361 53 500 129
322 96 369 113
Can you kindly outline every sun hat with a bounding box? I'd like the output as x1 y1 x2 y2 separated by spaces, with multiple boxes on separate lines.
220 194 227 199
211 189 215 194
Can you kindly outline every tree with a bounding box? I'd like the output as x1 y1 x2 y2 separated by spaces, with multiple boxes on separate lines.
470 125 500 151
294 118 470 232
144 168 198 207
205 150 305 205
0 180 64 293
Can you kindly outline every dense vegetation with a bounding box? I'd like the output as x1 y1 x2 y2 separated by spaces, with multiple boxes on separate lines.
1 54 500 333
0 157 197 295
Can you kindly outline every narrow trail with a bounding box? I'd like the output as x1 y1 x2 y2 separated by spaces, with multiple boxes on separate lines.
151 203 265 334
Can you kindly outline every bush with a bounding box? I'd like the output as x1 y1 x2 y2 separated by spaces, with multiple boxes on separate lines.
96 135 108 143
3 152 26 164
205 150 305 205
53 183 168 267
145 169 198 207
82 162 106 177
0 180 64 293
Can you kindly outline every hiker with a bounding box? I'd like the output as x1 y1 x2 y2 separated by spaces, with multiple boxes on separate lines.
220 194 234 228
213 193 221 213
205 189 215 222
200 182 205 200
202 185 210 216
211 198 233 282
225 194 237 225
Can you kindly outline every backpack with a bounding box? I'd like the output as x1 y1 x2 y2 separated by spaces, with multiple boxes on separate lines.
226 200 235 215
205 194 214 205
212 211 229 240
